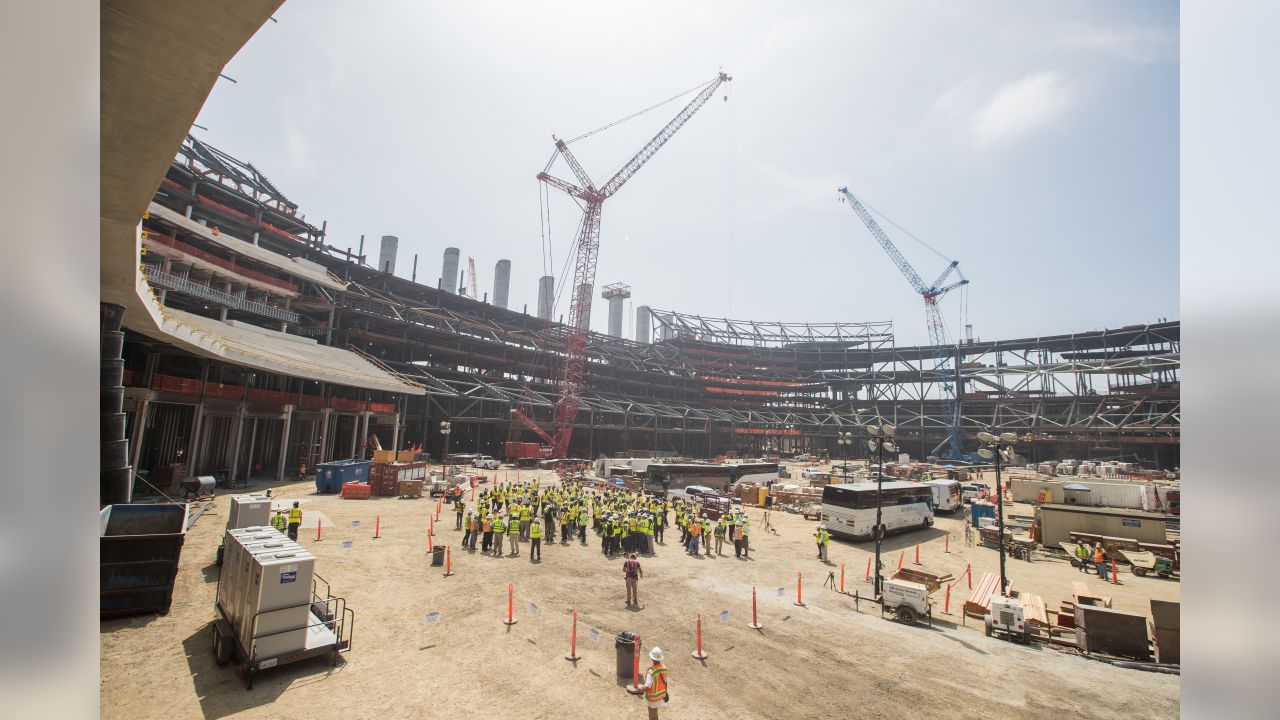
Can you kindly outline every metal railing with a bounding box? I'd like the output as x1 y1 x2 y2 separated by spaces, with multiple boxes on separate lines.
144 267 299 323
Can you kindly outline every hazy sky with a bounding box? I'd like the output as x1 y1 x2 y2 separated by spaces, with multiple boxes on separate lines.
195 0 1178 346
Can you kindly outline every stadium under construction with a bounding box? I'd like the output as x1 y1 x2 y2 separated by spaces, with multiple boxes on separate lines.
111 132 1179 499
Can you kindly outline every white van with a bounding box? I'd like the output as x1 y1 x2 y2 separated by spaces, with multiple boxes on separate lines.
922 480 963 513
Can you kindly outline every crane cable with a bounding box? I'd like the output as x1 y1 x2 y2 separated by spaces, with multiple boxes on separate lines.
860 197 955 265
564 75 718 145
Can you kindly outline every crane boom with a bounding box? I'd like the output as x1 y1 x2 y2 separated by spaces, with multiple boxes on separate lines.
837 187 929 295
533 71 731 457
601 73 731 198
838 186 970 459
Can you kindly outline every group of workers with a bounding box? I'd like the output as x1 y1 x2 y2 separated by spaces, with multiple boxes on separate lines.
673 500 752 558
1075 541 1112 581
454 479 596 562
270 500 303 541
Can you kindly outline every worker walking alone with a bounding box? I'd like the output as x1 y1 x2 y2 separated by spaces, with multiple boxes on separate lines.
815 525 829 562
287 501 302 541
623 553 642 608
639 647 669 719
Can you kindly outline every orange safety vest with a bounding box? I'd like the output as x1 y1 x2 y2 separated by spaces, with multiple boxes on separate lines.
690 522 702 536
1093 548 1105 563
645 663 668 702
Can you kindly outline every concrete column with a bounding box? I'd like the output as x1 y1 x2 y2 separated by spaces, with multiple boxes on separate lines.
245 418 259 482
277 405 294 482
319 409 332 464
187 401 204 473
391 412 401 454
129 398 150 474
228 404 246 486
359 411 371 459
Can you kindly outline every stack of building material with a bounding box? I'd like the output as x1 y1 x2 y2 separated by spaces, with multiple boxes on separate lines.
369 461 427 496
964 571 1010 618
1149 599 1179 664
340 482 371 499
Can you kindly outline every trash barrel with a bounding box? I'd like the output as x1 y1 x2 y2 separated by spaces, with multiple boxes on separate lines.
431 545 446 566
616 631 640 680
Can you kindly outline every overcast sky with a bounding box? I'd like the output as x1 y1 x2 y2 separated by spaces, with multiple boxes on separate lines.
195 0 1178 346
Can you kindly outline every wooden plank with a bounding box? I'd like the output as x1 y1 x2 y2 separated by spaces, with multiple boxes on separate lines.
1021 593 1049 627
965 571 1008 617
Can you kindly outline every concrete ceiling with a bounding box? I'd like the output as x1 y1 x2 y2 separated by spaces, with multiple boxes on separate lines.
101 1 422 393
101 0 284 314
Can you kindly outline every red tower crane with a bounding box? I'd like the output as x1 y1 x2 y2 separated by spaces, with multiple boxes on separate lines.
512 71 732 457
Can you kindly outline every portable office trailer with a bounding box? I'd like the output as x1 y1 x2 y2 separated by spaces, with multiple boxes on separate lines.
1036 504 1168 547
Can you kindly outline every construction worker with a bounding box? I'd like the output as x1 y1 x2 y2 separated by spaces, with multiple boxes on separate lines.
271 509 287 534
623 553 642 607
703 515 713 556
482 514 494 553
815 525 830 562
287 501 302 541
529 518 543 561
455 499 466 530
505 512 520 556
653 507 664 544
493 514 506 556
739 521 750 559
688 517 702 556
1093 543 1109 581
462 511 474 548
520 502 533 540
1075 542 1091 573
640 647 669 719
714 517 726 555
468 513 480 551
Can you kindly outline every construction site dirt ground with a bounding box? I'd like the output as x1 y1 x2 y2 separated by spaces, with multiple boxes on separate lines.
100 469 1180 720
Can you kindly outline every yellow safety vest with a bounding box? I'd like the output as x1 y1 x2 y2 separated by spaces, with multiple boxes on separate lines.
530 523 542 539
288 507 302 524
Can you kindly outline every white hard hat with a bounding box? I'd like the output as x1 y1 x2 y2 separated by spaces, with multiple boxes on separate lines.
649 646 664 662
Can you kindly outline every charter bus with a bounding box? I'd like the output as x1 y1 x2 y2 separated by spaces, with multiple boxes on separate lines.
642 462 778 496
820 482 935 541
922 479 963 513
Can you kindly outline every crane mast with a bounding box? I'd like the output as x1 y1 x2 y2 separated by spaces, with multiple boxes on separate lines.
530 72 731 457
838 187 969 459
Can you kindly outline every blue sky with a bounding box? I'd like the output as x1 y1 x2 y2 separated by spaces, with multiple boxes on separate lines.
195 0 1178 345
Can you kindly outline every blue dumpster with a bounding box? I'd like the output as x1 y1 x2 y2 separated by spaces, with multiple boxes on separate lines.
316 459 372 493
970 501 996 528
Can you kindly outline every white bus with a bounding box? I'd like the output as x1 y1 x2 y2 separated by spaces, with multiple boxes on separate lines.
922 480 963 513
821 482 934 541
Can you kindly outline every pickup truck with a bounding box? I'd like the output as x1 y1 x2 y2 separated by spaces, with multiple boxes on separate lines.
960 483 987 502
472 455 502 470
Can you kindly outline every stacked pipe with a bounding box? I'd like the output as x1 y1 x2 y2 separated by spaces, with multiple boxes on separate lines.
101 303 131 505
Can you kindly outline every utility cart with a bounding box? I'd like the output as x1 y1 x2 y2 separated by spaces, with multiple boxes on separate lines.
1118 549 1177 578
212 551 354 689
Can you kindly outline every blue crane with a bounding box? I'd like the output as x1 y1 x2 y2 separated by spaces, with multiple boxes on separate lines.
838 186 969 459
